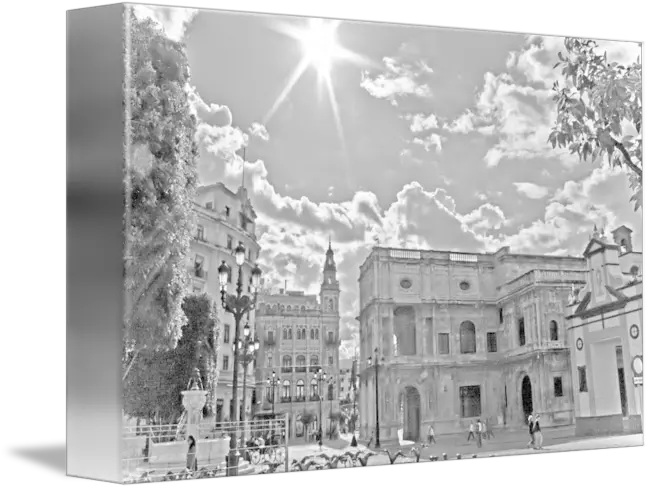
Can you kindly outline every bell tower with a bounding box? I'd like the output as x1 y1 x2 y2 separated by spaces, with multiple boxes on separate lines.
320 237 340 315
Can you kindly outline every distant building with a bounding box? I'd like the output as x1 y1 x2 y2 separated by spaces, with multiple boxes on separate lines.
338 359 356 402
566 225 643 436
188 183 261 423
358 244 591 442
254 242 341 438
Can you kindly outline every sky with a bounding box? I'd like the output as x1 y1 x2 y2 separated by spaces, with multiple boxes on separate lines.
133 5 643 359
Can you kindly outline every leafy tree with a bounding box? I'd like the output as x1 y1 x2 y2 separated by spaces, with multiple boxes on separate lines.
549 38 642 210
123 294 221 423
123 10 200 380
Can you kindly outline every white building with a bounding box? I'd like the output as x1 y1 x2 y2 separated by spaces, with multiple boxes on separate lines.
189 183 261 423
566 225 643 436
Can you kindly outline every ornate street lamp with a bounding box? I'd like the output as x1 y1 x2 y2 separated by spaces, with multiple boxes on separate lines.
367 347 383 448
235 320 260 450
217 243 262 476
266 370 280 415
314 368 333 446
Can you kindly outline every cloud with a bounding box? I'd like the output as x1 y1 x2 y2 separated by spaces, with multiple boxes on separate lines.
406 113 439 132
514 182 550 199
412 133 444 153
132 5 198 42
249 122 270 141
360 44 434 106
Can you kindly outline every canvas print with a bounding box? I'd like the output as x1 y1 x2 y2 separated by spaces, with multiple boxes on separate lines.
120 3 643 483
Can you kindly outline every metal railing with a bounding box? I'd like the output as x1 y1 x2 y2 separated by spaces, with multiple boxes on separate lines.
122 417 289 483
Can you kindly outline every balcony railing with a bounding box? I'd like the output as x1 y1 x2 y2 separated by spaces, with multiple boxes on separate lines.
389 249 421 260
265 335 276 346
295 366 307 373
326 336 338 345
546 340 566 350
281 366 293 374
194 268 207 279
499 269 587 296
310 394 321 401
280 396 292 403
294 396 305 402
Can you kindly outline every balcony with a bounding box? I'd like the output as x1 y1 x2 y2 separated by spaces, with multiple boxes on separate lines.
295 366 307 373
309 394 321 402
193 268 207 279
281 366 293 374
280 396 292 403
264 335 276 346
308 365 320 373
545 340 566 350
499 269 587 296
294 396 305 403
326 335 339 345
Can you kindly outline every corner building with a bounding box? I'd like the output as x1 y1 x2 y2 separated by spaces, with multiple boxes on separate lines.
188 183 261 424
254 242 341 438
358 244 593 443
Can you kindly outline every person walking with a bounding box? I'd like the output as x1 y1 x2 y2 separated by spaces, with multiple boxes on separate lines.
467 421 475 442
427 424 436 444
186 435 197 472
527 414 535 449
475 419 483 448
481 420 487 441
533 414 544 450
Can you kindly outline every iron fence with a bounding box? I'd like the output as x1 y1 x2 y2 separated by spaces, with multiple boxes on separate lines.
122 416 289 483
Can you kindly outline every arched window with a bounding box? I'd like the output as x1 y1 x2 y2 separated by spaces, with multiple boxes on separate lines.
630 265 640 279
282 328 287 340
282 380 291 399
315 329 319 339
296 329 302 340
394 307 416 356
549 320 558 341
621 239 628 253
288 328 293 339
310 379 319 398
328 383 334 400
282 355 292 369
296 379 304 398
460 321 476 354
311 329 315 339
310 355 319 367
296 355 306 369
287 305 291 311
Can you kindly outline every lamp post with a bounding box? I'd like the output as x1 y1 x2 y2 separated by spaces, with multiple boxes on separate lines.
217 243 262 476
314 368 333 445
367 347 382 448
266 370 279 415
235 322 260 450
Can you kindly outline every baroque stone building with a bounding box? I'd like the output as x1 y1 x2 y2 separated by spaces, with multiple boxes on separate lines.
566 226 643 436
188 183 261 423
358 243 594 442
254 242 341 438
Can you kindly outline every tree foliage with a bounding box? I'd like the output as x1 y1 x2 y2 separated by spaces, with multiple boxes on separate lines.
123 294 221 423
123 10 200 380
549 38 642 210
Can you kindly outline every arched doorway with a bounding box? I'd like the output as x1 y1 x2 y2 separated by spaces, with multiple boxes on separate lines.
400 387 421 441
521 375 533 421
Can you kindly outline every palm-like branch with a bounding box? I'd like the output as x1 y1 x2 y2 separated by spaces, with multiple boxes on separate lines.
383 449 405 464
357 451 376 466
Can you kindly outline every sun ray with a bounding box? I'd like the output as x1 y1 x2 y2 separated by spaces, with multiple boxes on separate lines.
324 70 346 152
262 56 310 125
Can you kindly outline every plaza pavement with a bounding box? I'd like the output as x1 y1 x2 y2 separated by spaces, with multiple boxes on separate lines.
285 430 643 467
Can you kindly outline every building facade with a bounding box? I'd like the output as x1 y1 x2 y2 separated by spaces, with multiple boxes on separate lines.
357 244 592 442
254 243 341 438
566 226 643 436
188 183 261 424
338 359 356 402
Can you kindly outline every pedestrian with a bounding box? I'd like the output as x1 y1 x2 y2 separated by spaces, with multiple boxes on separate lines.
533 414 543 450
467 421 475 442
186 435 197 472
527 414 535 448
427 423 436 444
481 420 487 441
476 419 483 448
367 430 374 448
486 418 495 439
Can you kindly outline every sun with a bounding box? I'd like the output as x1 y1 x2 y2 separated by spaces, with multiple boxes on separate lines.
298 19 342 76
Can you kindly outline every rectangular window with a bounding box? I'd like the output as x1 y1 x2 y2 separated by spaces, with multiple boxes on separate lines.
460 386 481 418
194 255 205 278
227 268 232 284
222 355 229 371
499 308 504 324
328 356 333 365
554 376 563 397
205 202 213 210
227 235 233 249
196 225 204 240
224 324 230 344
518 317 526 346
578 366 588 392
240 213 247 231
438 333 450 355
487 332 498 352
425 318 434 354
225 206 230 217
268 330 274 342
267 356 273 368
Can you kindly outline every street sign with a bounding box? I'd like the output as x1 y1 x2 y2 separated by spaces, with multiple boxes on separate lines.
634 376 643 386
